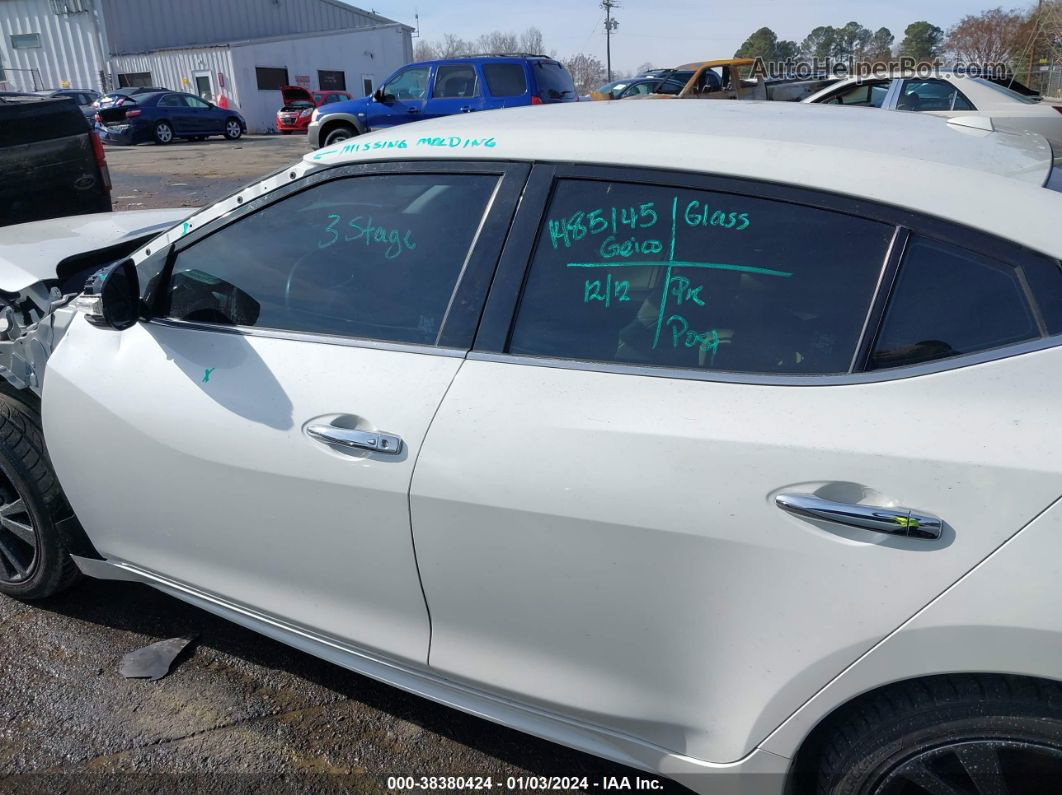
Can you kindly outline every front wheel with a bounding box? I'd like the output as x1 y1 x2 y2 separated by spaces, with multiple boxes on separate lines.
153 121 174 144
224 118 243 140
323 125 357 146
815 675 1062 794
0 396 80 600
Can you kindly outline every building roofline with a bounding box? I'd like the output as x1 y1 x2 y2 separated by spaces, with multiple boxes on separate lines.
110 21 411 57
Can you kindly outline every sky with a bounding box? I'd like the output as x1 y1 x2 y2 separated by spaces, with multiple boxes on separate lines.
361 0 1029 72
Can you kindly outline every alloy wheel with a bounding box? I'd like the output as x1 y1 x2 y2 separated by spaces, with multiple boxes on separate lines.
156 123 172 143
876 739 1062 794
226 121 242 139
0 478 37 584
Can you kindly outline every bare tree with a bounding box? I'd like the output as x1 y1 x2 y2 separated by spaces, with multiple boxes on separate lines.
563 53 607 94
413 28 547 60
637 61 655 73
519 27 545 54
946 7 1028 64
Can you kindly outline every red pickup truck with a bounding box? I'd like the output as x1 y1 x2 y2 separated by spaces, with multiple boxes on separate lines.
275 85 352 134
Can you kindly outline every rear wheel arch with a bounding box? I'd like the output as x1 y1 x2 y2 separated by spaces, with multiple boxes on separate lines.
787 672 1062 794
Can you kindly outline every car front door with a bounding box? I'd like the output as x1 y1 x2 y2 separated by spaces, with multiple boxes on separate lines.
182 93 216 133
42 162 528 664
368 65 431 129
409 165 1062 762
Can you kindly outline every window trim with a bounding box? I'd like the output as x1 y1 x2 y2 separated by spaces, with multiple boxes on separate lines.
473 162 1062 385
146 160 531 354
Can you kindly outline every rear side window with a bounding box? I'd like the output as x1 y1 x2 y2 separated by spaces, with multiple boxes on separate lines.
533 61 576 101
434 65 479 99
0 100 86 146
508 179 893 374
868 238 1039 370
164 174 499 345
896 79 975 112
483 64 528 97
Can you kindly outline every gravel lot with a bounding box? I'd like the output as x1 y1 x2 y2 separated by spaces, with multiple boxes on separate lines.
1 136 687 795
105 134 311 211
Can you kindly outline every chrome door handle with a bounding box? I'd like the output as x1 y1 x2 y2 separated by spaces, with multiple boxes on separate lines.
307 425 403 455
775 493 942 540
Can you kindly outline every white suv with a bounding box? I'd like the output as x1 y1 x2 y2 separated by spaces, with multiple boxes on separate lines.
2 101 1062 795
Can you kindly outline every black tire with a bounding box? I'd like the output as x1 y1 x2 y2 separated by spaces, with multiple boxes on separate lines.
279 129 293 135
0 394 80 601
153 121 174 145
223 118 243 140
815 674 1062 795
323 125 357 146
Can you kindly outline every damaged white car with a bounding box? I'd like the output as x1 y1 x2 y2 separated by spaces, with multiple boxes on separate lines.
3 102 1062 795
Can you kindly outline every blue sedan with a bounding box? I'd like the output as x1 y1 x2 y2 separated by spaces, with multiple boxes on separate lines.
95 91 246 145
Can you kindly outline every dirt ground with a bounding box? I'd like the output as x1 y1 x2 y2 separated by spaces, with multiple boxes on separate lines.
105 134 311 211
2 134 688 795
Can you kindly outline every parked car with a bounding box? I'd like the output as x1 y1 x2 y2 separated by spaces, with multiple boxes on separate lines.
33 88 101 120
308 54 577 148
3 101 1062 795
627 58 762 100
590 71 694 100
804 72 1062 154
94 87 170 109
276 85 353 134
95 91 246 145
0 94 110 227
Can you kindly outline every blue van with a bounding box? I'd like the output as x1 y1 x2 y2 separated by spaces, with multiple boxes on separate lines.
307 55 577 148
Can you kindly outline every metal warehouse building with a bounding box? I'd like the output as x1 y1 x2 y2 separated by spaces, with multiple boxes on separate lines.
0 0 413 132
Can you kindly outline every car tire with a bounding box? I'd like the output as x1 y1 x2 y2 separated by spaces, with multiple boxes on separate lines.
323 125 357 146
153 121 174 144
815 675 1062 794
224 118 243 140
280 130 292 135
0 394 80 601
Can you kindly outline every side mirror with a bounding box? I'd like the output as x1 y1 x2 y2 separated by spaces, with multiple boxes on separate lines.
372 88 384 102
78 259 141 330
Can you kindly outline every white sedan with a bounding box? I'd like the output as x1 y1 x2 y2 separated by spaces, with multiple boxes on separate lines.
2 101 1062 794
803 72 1062 154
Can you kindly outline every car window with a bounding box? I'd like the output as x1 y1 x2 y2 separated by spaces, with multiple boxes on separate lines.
868 237 1039 370
326 93 345 104
653 74 693 95
533 61 576 100
162 174 499 345
822 82 888 107
382 66 430 100
158 94 184 107
507 179 894 375
896 79 975 112
483 63 528 97
183 95 210 109
433 65 479 99
620 82 653 98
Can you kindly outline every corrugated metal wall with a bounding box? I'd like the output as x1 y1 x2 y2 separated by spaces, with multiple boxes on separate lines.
0 0 105 91
100 0 389 56
111 45 234 97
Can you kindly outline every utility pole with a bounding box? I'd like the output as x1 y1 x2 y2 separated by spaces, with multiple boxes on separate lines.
602 0 620 81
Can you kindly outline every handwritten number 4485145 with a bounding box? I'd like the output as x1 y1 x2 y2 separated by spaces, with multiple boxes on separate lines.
584 276 631 308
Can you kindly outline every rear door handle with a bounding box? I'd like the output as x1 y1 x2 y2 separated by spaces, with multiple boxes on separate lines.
407 107 420 114
775 493 942 540
307 424 403 455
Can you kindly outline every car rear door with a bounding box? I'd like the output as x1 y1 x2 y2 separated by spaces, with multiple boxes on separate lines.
423 63 485 119
409 164 1062 762
43 162 529 664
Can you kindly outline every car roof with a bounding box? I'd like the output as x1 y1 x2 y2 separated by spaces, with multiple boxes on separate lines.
301 100 1061 259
